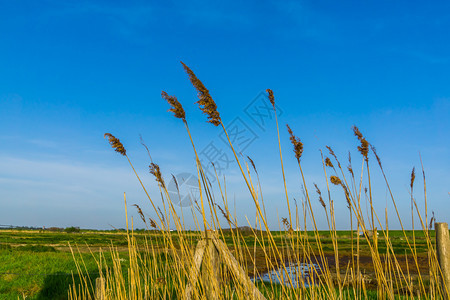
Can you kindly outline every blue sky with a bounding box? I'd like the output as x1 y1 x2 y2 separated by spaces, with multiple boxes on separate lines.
0 0 448 230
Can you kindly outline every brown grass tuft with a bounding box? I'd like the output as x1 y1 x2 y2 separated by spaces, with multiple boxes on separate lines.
180 61 221 126
104 133 126 156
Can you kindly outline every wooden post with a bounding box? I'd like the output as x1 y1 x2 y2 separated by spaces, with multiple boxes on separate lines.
95 277 105 300
436 222 450 299
202 230 221 298
185 239 206 299
213 237 267 300
185 230 266 300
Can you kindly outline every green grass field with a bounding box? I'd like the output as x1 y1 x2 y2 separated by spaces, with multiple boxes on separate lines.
0 228 441 299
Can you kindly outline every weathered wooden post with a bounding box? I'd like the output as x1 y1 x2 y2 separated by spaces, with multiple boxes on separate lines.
201 230 221 298
185 230 266 300
95 277 105 300
436 222 450 299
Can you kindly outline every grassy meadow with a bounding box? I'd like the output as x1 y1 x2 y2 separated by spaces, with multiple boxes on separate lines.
2 62 447 299
0 228 443 299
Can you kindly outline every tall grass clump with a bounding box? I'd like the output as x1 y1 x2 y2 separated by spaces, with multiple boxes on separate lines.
70 62 446 299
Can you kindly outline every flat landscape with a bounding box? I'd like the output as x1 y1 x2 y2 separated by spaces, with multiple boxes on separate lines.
0 228 438 299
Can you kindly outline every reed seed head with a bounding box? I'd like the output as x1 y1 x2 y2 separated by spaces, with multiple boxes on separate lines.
326 146 336 158
157 207 165 223
104 133 126 156
281 217 290 228
286 124 303 162
266 89 275 108
347 152 354 177
330 175 342 186
347 165 354 177
410 167 416 190
314 183 326 208
217 204 233 225
161 91 186 121
325 157 334 168
343 185 352 209
180 61 221 126
326 146 341 168
171 174 179 192
149 163 165 188
149 218 157 229
132 204 146 225
352 126 369 161
429 211 435 230
247 156 257 174
370 145 382 168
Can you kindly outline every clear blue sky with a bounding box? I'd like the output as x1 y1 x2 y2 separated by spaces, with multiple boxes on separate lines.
0 0 448 230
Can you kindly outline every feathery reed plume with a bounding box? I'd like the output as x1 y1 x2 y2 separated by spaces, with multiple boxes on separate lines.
352 125 369 160
132 204 146 225
314 183 326 208
104 133 126 156
266 89 275 108
139 135 153 162
410 167 416 190
342 185 352 208
326 145 341 168
347 151 354 177
157 207 165 223
149 218 157 229
180 61 221 126
281 217 290 229
325 157 334 168
370 144 382 168
330 175 351 209
161 91 186 121
149 163 165 188
429 211 435 229
330 175 342 186
216 204 234 226
286 124 303 162
193 199 202 214
247 156 257 174
171 174 179 192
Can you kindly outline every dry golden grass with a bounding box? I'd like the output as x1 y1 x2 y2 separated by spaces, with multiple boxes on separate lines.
70 63 448 299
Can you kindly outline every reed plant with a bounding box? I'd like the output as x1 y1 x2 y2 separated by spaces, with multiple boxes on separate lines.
70 62 446 299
